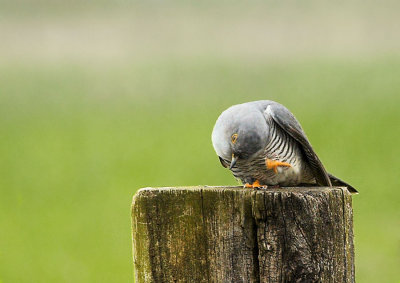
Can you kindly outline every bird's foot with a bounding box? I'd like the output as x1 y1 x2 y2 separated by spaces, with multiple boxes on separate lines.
266 159 292 173
244 180 268 189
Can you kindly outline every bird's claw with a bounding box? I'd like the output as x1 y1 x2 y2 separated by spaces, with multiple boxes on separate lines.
266 159 292 173
244 180 268 189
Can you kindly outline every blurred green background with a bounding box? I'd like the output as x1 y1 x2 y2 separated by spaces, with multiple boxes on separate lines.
1 1 399 282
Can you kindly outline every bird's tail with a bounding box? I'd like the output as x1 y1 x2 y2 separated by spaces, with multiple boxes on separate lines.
328 173 358 194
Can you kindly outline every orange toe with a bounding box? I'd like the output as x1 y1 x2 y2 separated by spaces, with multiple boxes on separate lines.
266 159 291 174
244 180 262 188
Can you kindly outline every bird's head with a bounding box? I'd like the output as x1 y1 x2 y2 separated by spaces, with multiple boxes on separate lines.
211 104 269 169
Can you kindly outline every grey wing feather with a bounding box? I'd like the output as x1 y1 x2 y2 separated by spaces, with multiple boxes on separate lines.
328 173 358 194
265 103 332 187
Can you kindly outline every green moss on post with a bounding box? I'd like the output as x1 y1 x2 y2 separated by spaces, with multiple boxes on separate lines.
131 186 355 282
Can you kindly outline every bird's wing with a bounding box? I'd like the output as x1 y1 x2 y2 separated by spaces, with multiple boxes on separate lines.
264 103 332 186
328 173 358 194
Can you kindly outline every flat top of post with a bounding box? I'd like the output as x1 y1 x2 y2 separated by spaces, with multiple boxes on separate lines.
135 186 350 196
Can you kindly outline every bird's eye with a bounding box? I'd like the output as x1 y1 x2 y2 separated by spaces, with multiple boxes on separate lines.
231 134 238 144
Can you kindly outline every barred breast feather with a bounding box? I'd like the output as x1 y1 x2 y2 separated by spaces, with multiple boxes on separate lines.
230 115 315 186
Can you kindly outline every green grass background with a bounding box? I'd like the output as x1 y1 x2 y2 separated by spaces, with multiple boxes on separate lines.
1 2 400 282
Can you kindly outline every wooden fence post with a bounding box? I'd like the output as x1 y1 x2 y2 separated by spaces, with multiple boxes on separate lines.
131 186 354 282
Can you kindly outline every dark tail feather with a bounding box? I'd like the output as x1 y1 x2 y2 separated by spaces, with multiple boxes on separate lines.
328 173 358 194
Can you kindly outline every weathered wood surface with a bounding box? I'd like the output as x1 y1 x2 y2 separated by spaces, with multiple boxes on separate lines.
131 186 354 283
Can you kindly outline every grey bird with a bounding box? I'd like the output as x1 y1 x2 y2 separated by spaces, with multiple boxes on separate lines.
212 100 357 193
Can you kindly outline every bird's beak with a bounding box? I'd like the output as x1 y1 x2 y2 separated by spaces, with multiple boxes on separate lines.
229 155 238 170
